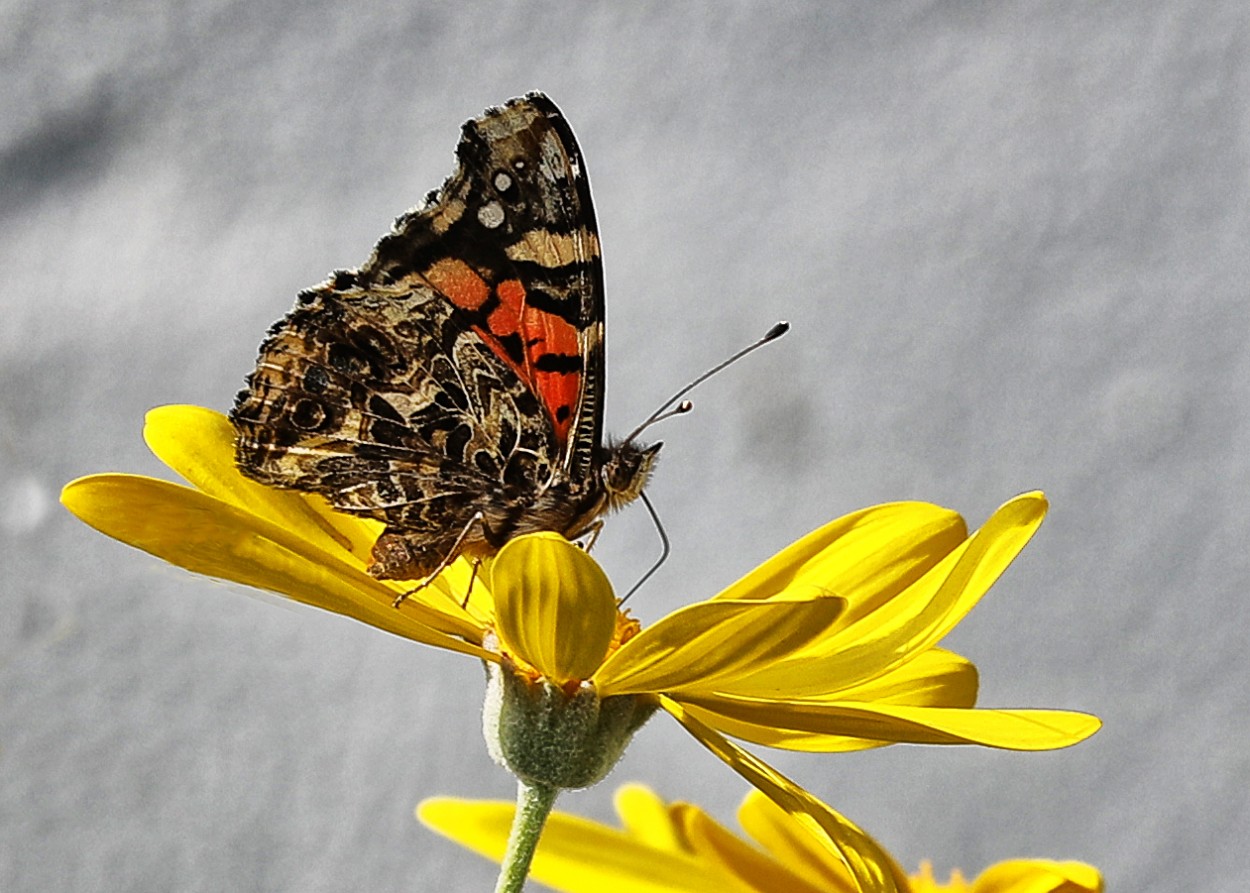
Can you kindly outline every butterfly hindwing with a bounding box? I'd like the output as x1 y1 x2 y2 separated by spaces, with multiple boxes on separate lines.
231 275 562 573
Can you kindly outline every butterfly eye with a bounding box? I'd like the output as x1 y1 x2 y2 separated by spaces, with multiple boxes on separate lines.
602 441 660 503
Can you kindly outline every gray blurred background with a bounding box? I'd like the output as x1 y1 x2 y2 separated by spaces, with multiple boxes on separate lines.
3 2 1246 890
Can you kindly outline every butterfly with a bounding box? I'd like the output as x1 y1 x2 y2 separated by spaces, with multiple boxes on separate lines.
230 93 659 586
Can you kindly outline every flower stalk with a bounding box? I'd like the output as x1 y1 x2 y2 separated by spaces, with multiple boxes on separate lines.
494 780 559 893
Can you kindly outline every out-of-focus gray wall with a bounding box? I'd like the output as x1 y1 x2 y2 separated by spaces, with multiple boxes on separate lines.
3 3 1245 891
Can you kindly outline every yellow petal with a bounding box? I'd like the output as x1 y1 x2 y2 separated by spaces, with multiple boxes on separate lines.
665 650 978 752
828 647 978 706
970 859 1104 893
417 797 735 893
911 492 1048 649
674 801 826 893
671 702 885 754
490 533 618 683
677 695 1101 751
662 696 909 893
61 474 488 655
595 596 846 697
614 784 687 853
730 493 1047 695
717 628 980 701
144 404 380 563
756 646 978 707
737 789 859 893
715 502 966 617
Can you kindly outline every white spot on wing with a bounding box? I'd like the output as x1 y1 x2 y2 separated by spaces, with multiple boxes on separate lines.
477 201 505 229
493 172 513 191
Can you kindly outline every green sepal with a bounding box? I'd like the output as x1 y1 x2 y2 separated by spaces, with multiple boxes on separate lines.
483 657 657 790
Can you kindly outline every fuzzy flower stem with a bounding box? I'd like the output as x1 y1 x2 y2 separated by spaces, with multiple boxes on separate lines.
493 779 558 893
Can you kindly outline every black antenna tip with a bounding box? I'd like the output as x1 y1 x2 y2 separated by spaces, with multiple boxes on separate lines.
621 322 787 445
764 321 790 341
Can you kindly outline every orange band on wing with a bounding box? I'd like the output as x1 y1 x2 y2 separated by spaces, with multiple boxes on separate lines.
497 278 582 445
513 283 580 445
423 266 582 446
426 258 490 311
489 278 525 338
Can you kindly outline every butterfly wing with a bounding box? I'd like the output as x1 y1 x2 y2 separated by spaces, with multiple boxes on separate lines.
231 94 605 577
231 276 560 548
361 93 606 480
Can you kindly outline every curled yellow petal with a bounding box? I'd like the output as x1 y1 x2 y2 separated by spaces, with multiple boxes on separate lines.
61 474 487 654
737 790 859 892
418 797 726 893
596 596 846 697
675 801 826 893
971 859 1104 893
614 784 686 853
730 492 1047 696
916 491 1049 648
422 785 1104 893
490 533 617 683
662 695 909 893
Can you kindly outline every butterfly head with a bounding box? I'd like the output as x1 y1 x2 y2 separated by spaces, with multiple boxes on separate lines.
599 440 662 512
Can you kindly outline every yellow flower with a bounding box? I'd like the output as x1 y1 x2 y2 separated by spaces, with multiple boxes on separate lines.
62 405 1101 893
419 782 1104 893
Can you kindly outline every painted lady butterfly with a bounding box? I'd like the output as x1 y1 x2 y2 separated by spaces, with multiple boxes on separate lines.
230 93 659 585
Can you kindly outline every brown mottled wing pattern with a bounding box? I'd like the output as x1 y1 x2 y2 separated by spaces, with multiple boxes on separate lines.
230 93 606 580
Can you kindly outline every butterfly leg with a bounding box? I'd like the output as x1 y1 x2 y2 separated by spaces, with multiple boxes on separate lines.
392 511 486 608
578 519 605 552
460 558 483 610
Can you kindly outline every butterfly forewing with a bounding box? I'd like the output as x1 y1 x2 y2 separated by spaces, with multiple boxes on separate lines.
362 95 605 475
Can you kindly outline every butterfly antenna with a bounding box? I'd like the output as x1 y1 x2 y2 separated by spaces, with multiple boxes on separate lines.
622 321 790 445
620 491 669 606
